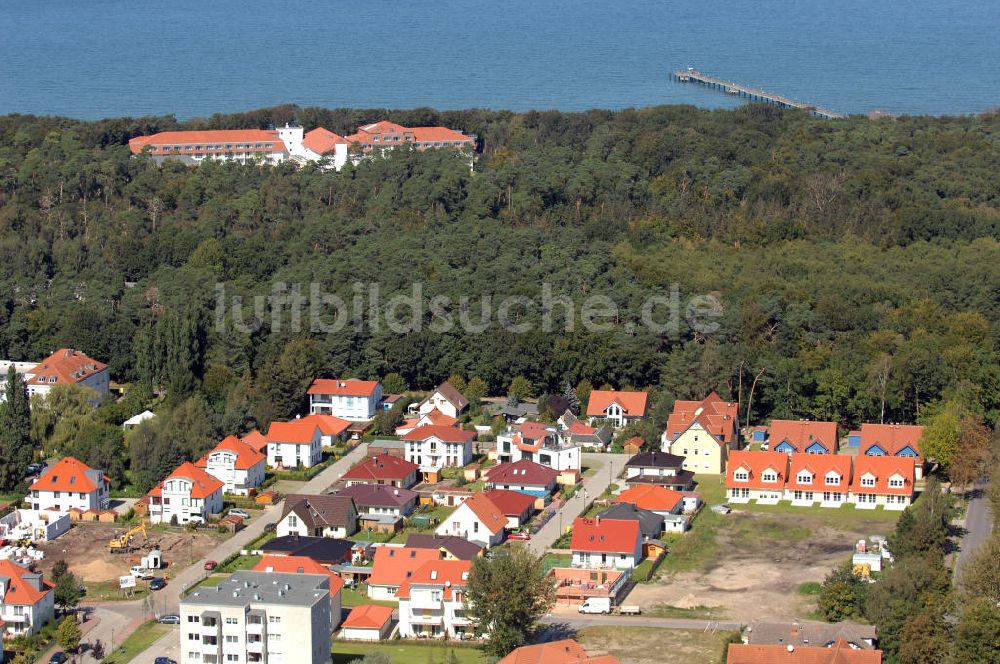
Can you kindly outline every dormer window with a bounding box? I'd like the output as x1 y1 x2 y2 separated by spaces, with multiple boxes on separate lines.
826 474 840 486
861 476 876 488
734 470 749 482
888 477 904 488
762 470 777 483
797 473 812 485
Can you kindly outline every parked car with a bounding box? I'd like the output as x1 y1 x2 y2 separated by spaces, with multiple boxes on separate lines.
187 516 205 525
149 577 167 591
228 509 250 519
508 531 531 541
154 658 178 664
264 522 277 533
48 653 67 664
156 614 180 625
203 560 218 571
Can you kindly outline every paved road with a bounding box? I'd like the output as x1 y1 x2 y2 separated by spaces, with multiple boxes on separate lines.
954 482 994 584
540 612 743 632
70 444 369 662
528 453 629 554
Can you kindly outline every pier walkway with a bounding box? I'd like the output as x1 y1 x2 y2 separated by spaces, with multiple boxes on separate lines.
673 68 844 119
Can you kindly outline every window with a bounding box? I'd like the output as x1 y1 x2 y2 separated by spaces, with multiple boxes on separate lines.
268 616 281 624
734 470 748 482
861 476 875 488
797 473 812 485
227 656 239 662
188 615 200 623
287 515 297 528
188 653 201 661
889 478 904 488
793 490 803 500
268 633 281 641
762 471 777 483
188 633 200 641
826 475 840 486
225 635 238 643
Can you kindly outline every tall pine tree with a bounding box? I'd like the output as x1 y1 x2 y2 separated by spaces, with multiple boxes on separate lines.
0 366 33 491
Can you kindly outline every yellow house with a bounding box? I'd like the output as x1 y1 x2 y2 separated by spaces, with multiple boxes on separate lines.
660 392 739 475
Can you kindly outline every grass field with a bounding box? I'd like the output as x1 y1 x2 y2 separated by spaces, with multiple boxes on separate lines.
101 620 169 664
576 626 738 664
342 585 397 608
83 580 151 602
331 641 485 663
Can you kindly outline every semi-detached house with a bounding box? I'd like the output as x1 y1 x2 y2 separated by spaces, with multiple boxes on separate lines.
195 435 266 496
769 419 839 454
396 559 476 640
402 425 476 480
785 454 852 507
726 450 790 504
367 546 441 602
0 559 55 637
859 423 925 479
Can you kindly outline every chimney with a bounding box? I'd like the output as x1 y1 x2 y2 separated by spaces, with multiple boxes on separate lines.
595 515 601 526
23 573 44 592
787 645 794 653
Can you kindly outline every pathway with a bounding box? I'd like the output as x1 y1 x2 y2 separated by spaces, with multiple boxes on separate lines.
953 482 994 585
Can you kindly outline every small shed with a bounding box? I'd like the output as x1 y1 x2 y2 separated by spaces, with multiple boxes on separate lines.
341 604 394 641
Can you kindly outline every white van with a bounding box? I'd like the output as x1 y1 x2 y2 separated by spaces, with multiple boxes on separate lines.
578 597 611 614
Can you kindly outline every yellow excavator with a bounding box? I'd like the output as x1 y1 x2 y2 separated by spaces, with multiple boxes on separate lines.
109 521 149 554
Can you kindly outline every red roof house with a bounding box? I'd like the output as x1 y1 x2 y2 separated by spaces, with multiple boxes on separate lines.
725 450 789 504
570 517 643 569
342 454 419 489
586 390 649 427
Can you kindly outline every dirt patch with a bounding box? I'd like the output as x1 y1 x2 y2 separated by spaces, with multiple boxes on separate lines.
36 523 227 582
577 626 736 664
627 508 896 622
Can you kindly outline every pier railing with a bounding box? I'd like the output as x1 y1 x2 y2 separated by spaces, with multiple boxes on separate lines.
673 68 844 119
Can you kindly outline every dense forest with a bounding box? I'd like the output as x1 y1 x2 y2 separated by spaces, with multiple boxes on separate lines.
0 104 998 481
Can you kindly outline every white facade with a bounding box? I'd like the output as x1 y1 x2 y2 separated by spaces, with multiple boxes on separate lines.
276 512 354 540
203 450 265 497
276 124 349 171
418 391 461 419
434 502 505 548
148 477 223 525
495 430 581 472
397 579 475 639
309 383 383 421
28 458 110 514
570 548 640 570
0 567 54 637
181 572 332 664
404 436 474 470
29 486 108 513
341 624 388 641
267 436 322 470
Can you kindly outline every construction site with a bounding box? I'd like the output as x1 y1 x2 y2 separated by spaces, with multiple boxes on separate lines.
36 522 227 587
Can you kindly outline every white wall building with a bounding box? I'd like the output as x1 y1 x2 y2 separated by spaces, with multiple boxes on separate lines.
434 493 506 548
396 560 476 640
308 379 383 421
146 462 224 525
28 456 110 514
402 425 476 473
276 124 349 170
196 436 267 496
180 571 333 664
266 420 323 469
0 560 55 638
416 381 469 419
495 422 581 472
4 349 110 404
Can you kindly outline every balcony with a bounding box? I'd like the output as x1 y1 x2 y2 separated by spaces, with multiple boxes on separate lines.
409 595 444 610
407 612 443 626
246 621 265 634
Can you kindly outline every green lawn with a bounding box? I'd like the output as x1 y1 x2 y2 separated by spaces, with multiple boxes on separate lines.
332 641 485 664
342 585 397 608
218 553 262 573
83 580 151 602
541 553 572 573
101 620 170 664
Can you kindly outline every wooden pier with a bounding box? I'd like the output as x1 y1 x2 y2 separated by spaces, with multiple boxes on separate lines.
672 68 844 119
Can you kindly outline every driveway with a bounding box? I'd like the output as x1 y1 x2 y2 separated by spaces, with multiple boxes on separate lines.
954 482 995 584
528 453 629 554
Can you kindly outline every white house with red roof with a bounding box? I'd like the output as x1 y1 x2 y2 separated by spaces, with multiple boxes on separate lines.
342 454 419 489
0 560 55 637
367 545 441 601
346 121 476 156
725 450 789 504
28 456 110 514
851 456 916 510
396 559 476 639
435 492 507 548
483 489 536 529
402 425 476 478
495 421 581 472
146 462 224 525
662 392 739 474
195 435 266 496
308 378 383 421
785 454 852 507
341 604 394 641
570 517 644 570
395 408 459 436
276 124 350 170
297 413 352 446
586 390 649 428
266 419 323 469
8 348 110 404
859 423 925 479
484 459 559 498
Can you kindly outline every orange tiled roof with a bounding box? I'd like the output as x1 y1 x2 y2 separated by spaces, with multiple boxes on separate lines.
196 435 266 470
128 130 286 155
422 409 460 428
27 348 106 387
395 559 472 600
346 121 474 148
769 420 839 453
0 560 54 605
786 454 852 492
851 456 915 496
458 493 507 535
570 517 641 555
252 555 344 593
482 489 535 517
499 639 620 664
666 391 738 444
368 546 440 588
402 425 475 443
567 421 597 435
266 419 320 445
241 430 267 453
859 424 924 458
615 485 684 512
302 127 348 155
29 456 108 494
299 413 352 437
342 604 394 630
726 639 882 663
307 378 380 397
147 461 224 499
725 450 790 491
586 390 649 418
